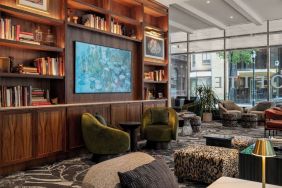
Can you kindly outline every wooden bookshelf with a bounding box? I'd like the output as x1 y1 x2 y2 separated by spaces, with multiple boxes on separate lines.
111 13 140 26
0 73 64 79
67 0 108 15
0 4 64 26
0 39 64 52
67 22 142 42
144 61 167 67
144 80 168 84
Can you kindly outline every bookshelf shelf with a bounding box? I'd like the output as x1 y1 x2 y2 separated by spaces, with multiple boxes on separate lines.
144 61 167 67
113 0 142 7
0 39 64 52
144 6 167 17
144 80 168 84
68 0 108 15
111 13 140 26
0 4 64 26
67 22 142 42
0 73 64 80
144 24 167 33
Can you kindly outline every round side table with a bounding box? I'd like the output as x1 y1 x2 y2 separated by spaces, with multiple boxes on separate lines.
119 122 141 152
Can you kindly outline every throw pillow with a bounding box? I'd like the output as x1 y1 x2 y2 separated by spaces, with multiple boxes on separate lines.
94 113 107 126
256 102 273 111
150 108 169 125
118 159 178 188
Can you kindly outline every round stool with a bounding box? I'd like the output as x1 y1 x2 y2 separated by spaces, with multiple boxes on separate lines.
241 113 258 128
190 116 201 133
222 113 238 127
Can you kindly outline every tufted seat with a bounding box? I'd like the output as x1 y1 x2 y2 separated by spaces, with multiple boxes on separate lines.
174 145 239 184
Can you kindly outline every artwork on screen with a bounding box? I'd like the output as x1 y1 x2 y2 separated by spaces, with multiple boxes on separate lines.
75 41 132 93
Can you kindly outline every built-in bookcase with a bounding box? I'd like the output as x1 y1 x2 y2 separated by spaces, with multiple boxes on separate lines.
0 2 65 107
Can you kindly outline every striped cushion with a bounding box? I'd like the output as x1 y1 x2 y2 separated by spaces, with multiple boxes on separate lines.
118 159 178 188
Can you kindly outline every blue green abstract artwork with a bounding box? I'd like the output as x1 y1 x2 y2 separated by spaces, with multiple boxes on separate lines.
75 41 132 93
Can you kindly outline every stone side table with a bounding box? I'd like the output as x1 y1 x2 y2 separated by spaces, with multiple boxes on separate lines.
190 116 202 133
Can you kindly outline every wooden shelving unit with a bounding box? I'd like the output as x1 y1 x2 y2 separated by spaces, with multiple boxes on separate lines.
0 4 64 26
144 80 168 84
0 39 64 52
0 73 64 80
67 0 108 14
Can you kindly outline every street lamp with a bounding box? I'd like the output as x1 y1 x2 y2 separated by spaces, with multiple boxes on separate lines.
251 50 256 106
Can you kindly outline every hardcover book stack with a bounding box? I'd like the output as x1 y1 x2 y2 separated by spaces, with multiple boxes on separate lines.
0 85 32 107
31 88 51 106
34 57 64 76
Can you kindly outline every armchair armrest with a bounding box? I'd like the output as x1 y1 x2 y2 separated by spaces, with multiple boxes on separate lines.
168 108 178 140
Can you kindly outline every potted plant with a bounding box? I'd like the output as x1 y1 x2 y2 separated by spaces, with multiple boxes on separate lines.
195 85 219 122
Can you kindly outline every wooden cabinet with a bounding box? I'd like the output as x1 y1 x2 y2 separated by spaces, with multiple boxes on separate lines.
127 103 142 122
67 104 110 149
36 108 66 157
111 103 127 128
0 112 33 165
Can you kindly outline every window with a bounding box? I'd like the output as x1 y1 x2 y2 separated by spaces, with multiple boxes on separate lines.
202 53 211 65
192 54 196 68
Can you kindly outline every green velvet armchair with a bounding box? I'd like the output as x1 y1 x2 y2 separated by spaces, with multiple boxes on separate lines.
141 107 178 148
81 113 130 157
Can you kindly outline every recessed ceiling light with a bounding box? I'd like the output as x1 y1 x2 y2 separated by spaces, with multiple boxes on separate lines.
206 0 211 4
229 16 234 19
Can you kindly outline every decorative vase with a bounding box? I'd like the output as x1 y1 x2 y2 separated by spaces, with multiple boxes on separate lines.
203 112 212 122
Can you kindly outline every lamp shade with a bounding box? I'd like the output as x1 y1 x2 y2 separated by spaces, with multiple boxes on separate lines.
252 139 276 157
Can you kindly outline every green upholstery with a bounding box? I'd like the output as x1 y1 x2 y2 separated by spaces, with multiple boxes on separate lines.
141 107 178 142
81 113 130 155
151 108 169 124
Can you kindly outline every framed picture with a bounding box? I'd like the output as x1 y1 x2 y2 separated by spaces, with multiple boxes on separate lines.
144 34 165 60
17 0 49 13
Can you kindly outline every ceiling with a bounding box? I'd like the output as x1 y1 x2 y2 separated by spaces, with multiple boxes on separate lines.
157 0 282 33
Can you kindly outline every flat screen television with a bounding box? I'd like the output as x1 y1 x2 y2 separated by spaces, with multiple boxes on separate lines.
75 41 132 93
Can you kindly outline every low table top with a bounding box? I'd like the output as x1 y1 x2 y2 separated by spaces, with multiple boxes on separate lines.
204 134 234 140
119 122 141 129
208 177 281 188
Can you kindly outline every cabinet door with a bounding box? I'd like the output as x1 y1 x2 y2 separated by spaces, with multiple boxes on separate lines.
0 112 33 164
67 104 110 150
36 109 65 157
127 103 142 122
111 103 127 128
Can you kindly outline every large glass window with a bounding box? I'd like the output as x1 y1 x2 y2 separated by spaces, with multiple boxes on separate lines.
189 52 225 100
227 49 267 105
270 46 282 104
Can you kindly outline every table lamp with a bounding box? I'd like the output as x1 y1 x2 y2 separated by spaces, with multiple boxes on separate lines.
252 138 276 188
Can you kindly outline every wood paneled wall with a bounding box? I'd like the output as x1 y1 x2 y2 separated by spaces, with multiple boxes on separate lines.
65 26 143 104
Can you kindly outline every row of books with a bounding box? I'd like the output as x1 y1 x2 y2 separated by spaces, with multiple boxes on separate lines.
0 17 40 45
34 57 64 76
144 70 165 81
82 14 107 31
0 86 51 107
110 19 123 35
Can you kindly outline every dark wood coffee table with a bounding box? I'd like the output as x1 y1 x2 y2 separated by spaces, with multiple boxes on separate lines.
204 134 234 148
119 122 141 152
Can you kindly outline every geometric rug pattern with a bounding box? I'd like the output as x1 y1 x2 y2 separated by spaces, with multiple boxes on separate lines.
0 122 269 188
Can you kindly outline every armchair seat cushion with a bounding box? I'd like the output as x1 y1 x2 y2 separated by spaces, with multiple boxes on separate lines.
249 111 265 121
145 125 172 142
266 120 282 129
226 110 242 119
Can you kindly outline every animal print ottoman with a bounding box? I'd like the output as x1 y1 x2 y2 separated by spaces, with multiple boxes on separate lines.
174 145 239 184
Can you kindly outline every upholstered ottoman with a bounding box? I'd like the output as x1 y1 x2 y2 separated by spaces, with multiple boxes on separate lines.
174 145 239 184
222 113 238 127
190 116 201 133
241 113 258 128
232 136 256 150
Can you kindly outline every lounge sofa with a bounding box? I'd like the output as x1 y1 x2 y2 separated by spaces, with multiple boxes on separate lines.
248 101 274 125
141 107 178 149
218 100 243 119
81 113 130 161
265 107 282 137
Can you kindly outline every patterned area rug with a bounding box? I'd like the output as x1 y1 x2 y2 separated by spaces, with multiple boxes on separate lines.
0 122 270 188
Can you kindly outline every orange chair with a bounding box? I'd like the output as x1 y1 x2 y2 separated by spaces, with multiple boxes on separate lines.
265 107 282 137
